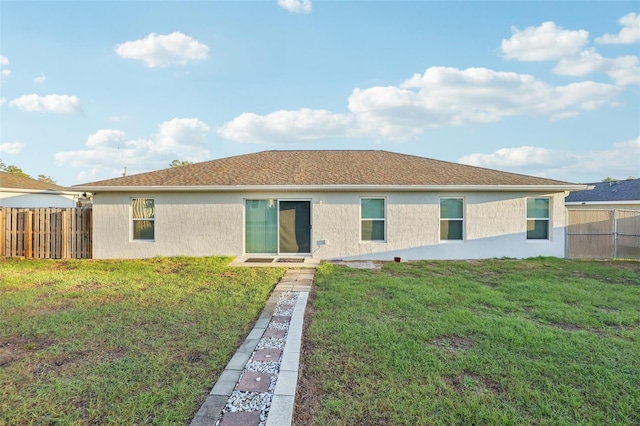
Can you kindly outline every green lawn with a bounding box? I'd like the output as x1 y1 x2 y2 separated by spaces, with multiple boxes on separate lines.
0 257 285 425
295 258 640 425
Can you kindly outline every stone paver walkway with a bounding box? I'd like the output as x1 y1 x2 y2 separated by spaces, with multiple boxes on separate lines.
190 269 313 426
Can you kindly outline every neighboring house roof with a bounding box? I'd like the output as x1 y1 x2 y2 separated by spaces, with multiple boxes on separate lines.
566 179 640 203
0 171 68 192
74 150 585 192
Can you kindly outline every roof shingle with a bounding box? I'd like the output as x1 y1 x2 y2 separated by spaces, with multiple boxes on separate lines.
566 179 640 203
1 171 68 191
76 150 574 188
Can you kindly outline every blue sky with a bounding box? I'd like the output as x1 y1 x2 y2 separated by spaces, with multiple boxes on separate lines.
1 1 638 186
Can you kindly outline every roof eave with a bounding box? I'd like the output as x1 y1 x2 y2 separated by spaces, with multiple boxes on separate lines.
73 184 589 193
566 200 640 205
1 188 83 196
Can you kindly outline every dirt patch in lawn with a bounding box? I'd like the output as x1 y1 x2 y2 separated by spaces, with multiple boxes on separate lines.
478 271 503 287
2 281 58 292
173 349 208 364
548 322 609 337
0 336 56 367
550 322 583 332
430 336 474 355
64 281 106 292
443 373 502 396
32 346 129 377
29 303 72 316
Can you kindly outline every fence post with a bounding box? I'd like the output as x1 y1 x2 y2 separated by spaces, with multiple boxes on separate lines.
612 210 618 259
25 211 33 258
0 209 4 257
62 209 69 259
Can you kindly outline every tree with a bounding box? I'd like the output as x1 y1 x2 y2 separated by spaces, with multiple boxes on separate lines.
170 159 192 168
0 159 58 182
37 174 57 184
602 177 618 182
0 159 32 179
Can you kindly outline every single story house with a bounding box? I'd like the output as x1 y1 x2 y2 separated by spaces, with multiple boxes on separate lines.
566 179 640 210
74 150 587 261
0 171 82 208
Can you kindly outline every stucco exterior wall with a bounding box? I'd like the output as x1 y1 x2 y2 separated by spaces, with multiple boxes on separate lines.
92 192 243 259
92 190 567 260
0 191 78 208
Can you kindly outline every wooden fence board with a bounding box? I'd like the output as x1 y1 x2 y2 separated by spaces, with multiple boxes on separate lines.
0 207 92 259
567 209 640 259
0 209 4 257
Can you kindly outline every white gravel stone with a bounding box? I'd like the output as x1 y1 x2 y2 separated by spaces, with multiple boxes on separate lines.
256 337 286 350
246 360 280 374
278 291 298 303
225 391 272 413
268 322 289 331
274 307 294 316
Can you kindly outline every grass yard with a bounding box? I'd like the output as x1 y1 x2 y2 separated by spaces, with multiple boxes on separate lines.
295 258 640 425
0 256 285 425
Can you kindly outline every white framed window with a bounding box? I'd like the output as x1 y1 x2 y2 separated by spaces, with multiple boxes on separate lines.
440 197 464 241
132 198 155 241
361 198 385 242
527 198 550 240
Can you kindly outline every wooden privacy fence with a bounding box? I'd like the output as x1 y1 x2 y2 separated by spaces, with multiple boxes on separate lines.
567 209 640 259
0 208 92 259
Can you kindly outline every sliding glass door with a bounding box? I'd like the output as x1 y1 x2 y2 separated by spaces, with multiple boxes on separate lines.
279 201 311 254
245 199 311 254
245 200 278 254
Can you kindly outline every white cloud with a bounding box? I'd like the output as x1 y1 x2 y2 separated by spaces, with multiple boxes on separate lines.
554 49 640 86
355 68 619 136
553 48 606 77
115 32 209 68
0 97 5 106
277 0 312 14
55 118 211 180
459 136 640 182
0 141 25 155
606 55 640 86
218 66 622 144
86 129 127 148
459 146 569 169
0 56 10 81
501 21 589 61
218 109 354 144
34 73 46 84
9 94 81 114
596 12 640 44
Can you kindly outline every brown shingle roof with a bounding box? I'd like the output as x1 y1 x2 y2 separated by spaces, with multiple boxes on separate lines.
76 150 573 188
0 171 68 191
